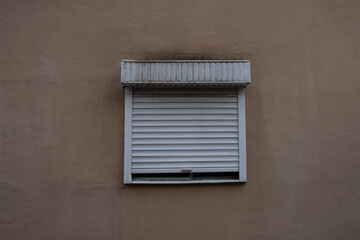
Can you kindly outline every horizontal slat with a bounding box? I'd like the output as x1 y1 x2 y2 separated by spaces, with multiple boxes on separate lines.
132 161 239 168
132 159 239 163
131 168 239 173
132 132 238 138
132 114 238 120
133 96 237 103
132 143 238 150
133 102 237 109
133 108 237 114
133 94 237 97
132 126 238 133
132 120 238 126
132 156 239 161
132 149 238 157
133 88 237 95
132 138 239 144
130 180 241 184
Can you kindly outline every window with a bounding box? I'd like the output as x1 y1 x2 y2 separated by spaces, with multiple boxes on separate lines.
121 60 250 184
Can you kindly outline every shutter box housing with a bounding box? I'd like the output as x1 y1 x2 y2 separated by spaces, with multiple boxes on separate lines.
121 60 250 184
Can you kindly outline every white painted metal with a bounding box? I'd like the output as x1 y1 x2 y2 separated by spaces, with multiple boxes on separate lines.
132 138 239 144
132 168 239 174
121 60 250 86
129 88 241 175
238 87 247 182
131 180 241 184
124 87 133 183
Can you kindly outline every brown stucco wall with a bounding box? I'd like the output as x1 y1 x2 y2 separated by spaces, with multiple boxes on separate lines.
1 0 359 239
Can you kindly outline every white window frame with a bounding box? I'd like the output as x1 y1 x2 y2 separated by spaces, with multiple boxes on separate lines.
123 86 247 184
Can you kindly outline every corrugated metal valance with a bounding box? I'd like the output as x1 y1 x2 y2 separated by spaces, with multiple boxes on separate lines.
120 60 250 86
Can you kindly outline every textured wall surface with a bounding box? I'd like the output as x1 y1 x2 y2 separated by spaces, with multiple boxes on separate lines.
1 0 360 239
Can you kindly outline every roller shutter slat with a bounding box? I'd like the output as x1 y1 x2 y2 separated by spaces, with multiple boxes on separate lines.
133 108 237 115
132 161 239 169
132 120 238 126
133 96 237 103
132 156 239 162
132 138 239 144
132 144 239 150
132 168 239 174
133 102 238 108
132 126 238 132
132 149 238 157
133 88 237 95
132 114 238 120
132 132 239 138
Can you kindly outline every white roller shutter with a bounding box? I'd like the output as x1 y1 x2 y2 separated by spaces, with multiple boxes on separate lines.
126 88 241 177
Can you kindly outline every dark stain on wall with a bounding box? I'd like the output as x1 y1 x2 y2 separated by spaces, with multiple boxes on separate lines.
141 50 248 61
0 181 39 224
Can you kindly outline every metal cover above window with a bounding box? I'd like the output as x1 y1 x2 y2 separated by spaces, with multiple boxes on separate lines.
121 60 250 86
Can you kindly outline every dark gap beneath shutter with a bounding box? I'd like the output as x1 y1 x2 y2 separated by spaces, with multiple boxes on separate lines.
132 172 239 181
